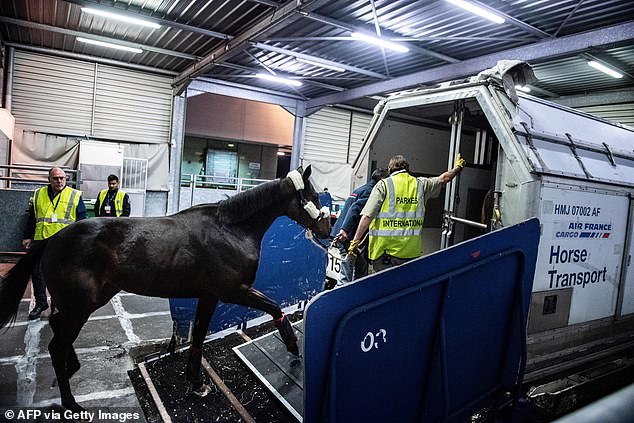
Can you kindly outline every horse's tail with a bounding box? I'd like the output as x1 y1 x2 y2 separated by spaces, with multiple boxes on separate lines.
0 239 49 329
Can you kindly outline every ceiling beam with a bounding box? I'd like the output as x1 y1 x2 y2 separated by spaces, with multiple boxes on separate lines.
174 0 332 91
306 20 634 109
265 36 536 42
252 42 387 79
299 12 459 63
188 77 303 108
0 16 198 60
62 0 232 39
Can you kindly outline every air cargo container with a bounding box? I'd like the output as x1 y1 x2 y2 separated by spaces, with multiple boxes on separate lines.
349 68 634 376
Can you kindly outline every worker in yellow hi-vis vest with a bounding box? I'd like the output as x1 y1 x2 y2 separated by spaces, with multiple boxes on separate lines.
22 167 86 320
348 154 465 274
95 174 131 217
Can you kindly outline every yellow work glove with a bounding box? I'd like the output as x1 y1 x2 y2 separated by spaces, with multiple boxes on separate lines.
455 153 466 170
347 239 361 258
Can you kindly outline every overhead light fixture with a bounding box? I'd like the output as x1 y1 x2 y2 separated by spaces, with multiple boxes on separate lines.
515 85 531 93
296 58 345 73
277 151 286 156
350 32 409 53
255 73 302 87
227 143 235 148
588 60 624 79
445 0 505 24
82 7 161 29
76 37 143 54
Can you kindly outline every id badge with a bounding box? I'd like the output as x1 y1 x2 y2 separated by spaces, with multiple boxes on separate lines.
50 214 58 223
104 206 111 213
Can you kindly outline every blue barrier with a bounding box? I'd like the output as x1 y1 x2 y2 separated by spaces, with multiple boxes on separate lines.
169 216 327 334
303 218 540 423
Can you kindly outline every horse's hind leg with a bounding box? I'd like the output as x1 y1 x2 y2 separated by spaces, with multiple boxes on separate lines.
186 296 218 396
48 311 89 412
228 287 299 355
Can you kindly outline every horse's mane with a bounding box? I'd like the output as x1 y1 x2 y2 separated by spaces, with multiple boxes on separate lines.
217 178 286 223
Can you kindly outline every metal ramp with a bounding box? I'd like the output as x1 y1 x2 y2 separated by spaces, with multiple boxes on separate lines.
236 218 540 423
234 320 305 421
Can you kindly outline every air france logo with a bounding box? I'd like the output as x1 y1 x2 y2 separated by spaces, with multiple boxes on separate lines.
555 222 612 239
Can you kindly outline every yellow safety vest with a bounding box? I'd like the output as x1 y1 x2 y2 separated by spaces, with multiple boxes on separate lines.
368 172 425 260
33 186 81 240
98 189 126 217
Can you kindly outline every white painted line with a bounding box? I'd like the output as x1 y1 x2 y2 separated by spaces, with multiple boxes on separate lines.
31 387 136 407
15 320 46 406
110 295 141 344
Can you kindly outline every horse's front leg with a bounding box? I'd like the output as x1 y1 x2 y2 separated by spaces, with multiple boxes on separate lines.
186 296 218 396
230 287 299 356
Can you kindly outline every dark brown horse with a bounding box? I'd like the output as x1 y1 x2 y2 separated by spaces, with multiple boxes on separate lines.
0 166 330 411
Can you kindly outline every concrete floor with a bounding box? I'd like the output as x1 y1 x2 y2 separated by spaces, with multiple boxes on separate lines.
0 288 173 417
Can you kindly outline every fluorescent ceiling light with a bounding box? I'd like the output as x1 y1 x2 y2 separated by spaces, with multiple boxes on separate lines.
277 151 286 156
82 7 161 29
296 57 345 72
350 32 409 53
445 0 505 24
256 73 302 87
76 37 143 54
515 85 530 93
588 60 624 79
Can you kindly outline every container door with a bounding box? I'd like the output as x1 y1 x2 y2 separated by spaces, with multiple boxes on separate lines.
533 185 629 325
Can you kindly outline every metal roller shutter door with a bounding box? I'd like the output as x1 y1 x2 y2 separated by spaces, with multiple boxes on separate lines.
349 112 372 164
93 64 173 144
12 50 94 135
303 108 351 164
11 51 173 144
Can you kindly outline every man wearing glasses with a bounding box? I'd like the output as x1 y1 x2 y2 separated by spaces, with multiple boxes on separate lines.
22 167 86 320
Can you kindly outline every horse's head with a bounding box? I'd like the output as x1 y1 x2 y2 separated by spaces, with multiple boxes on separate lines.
285 165 331 238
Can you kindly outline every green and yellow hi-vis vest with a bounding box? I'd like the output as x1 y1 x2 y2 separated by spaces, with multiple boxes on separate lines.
98 189 126 216
368 172 425 260
33 186 81 240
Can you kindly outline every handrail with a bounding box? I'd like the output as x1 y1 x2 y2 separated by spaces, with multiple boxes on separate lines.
0 164 80 190
180 174 270 191
448 215 488 230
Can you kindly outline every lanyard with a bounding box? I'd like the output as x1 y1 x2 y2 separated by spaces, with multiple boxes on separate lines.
50 189 63 212
106 190 117 205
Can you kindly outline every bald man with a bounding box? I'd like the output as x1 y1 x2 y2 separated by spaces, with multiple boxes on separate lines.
22 167 86 319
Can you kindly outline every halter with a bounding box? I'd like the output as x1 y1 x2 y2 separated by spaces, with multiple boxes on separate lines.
287 170 330 222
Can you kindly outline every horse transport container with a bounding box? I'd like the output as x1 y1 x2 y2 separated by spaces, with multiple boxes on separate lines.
351 72 634 373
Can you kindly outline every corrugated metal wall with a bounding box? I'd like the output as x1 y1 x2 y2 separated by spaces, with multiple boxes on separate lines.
11 50 173 144
575 103 634 127
302 107 371 164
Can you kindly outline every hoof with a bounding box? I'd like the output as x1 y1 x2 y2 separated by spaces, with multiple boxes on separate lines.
286 342 299 356
191 383 212 398
166 337 177 354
